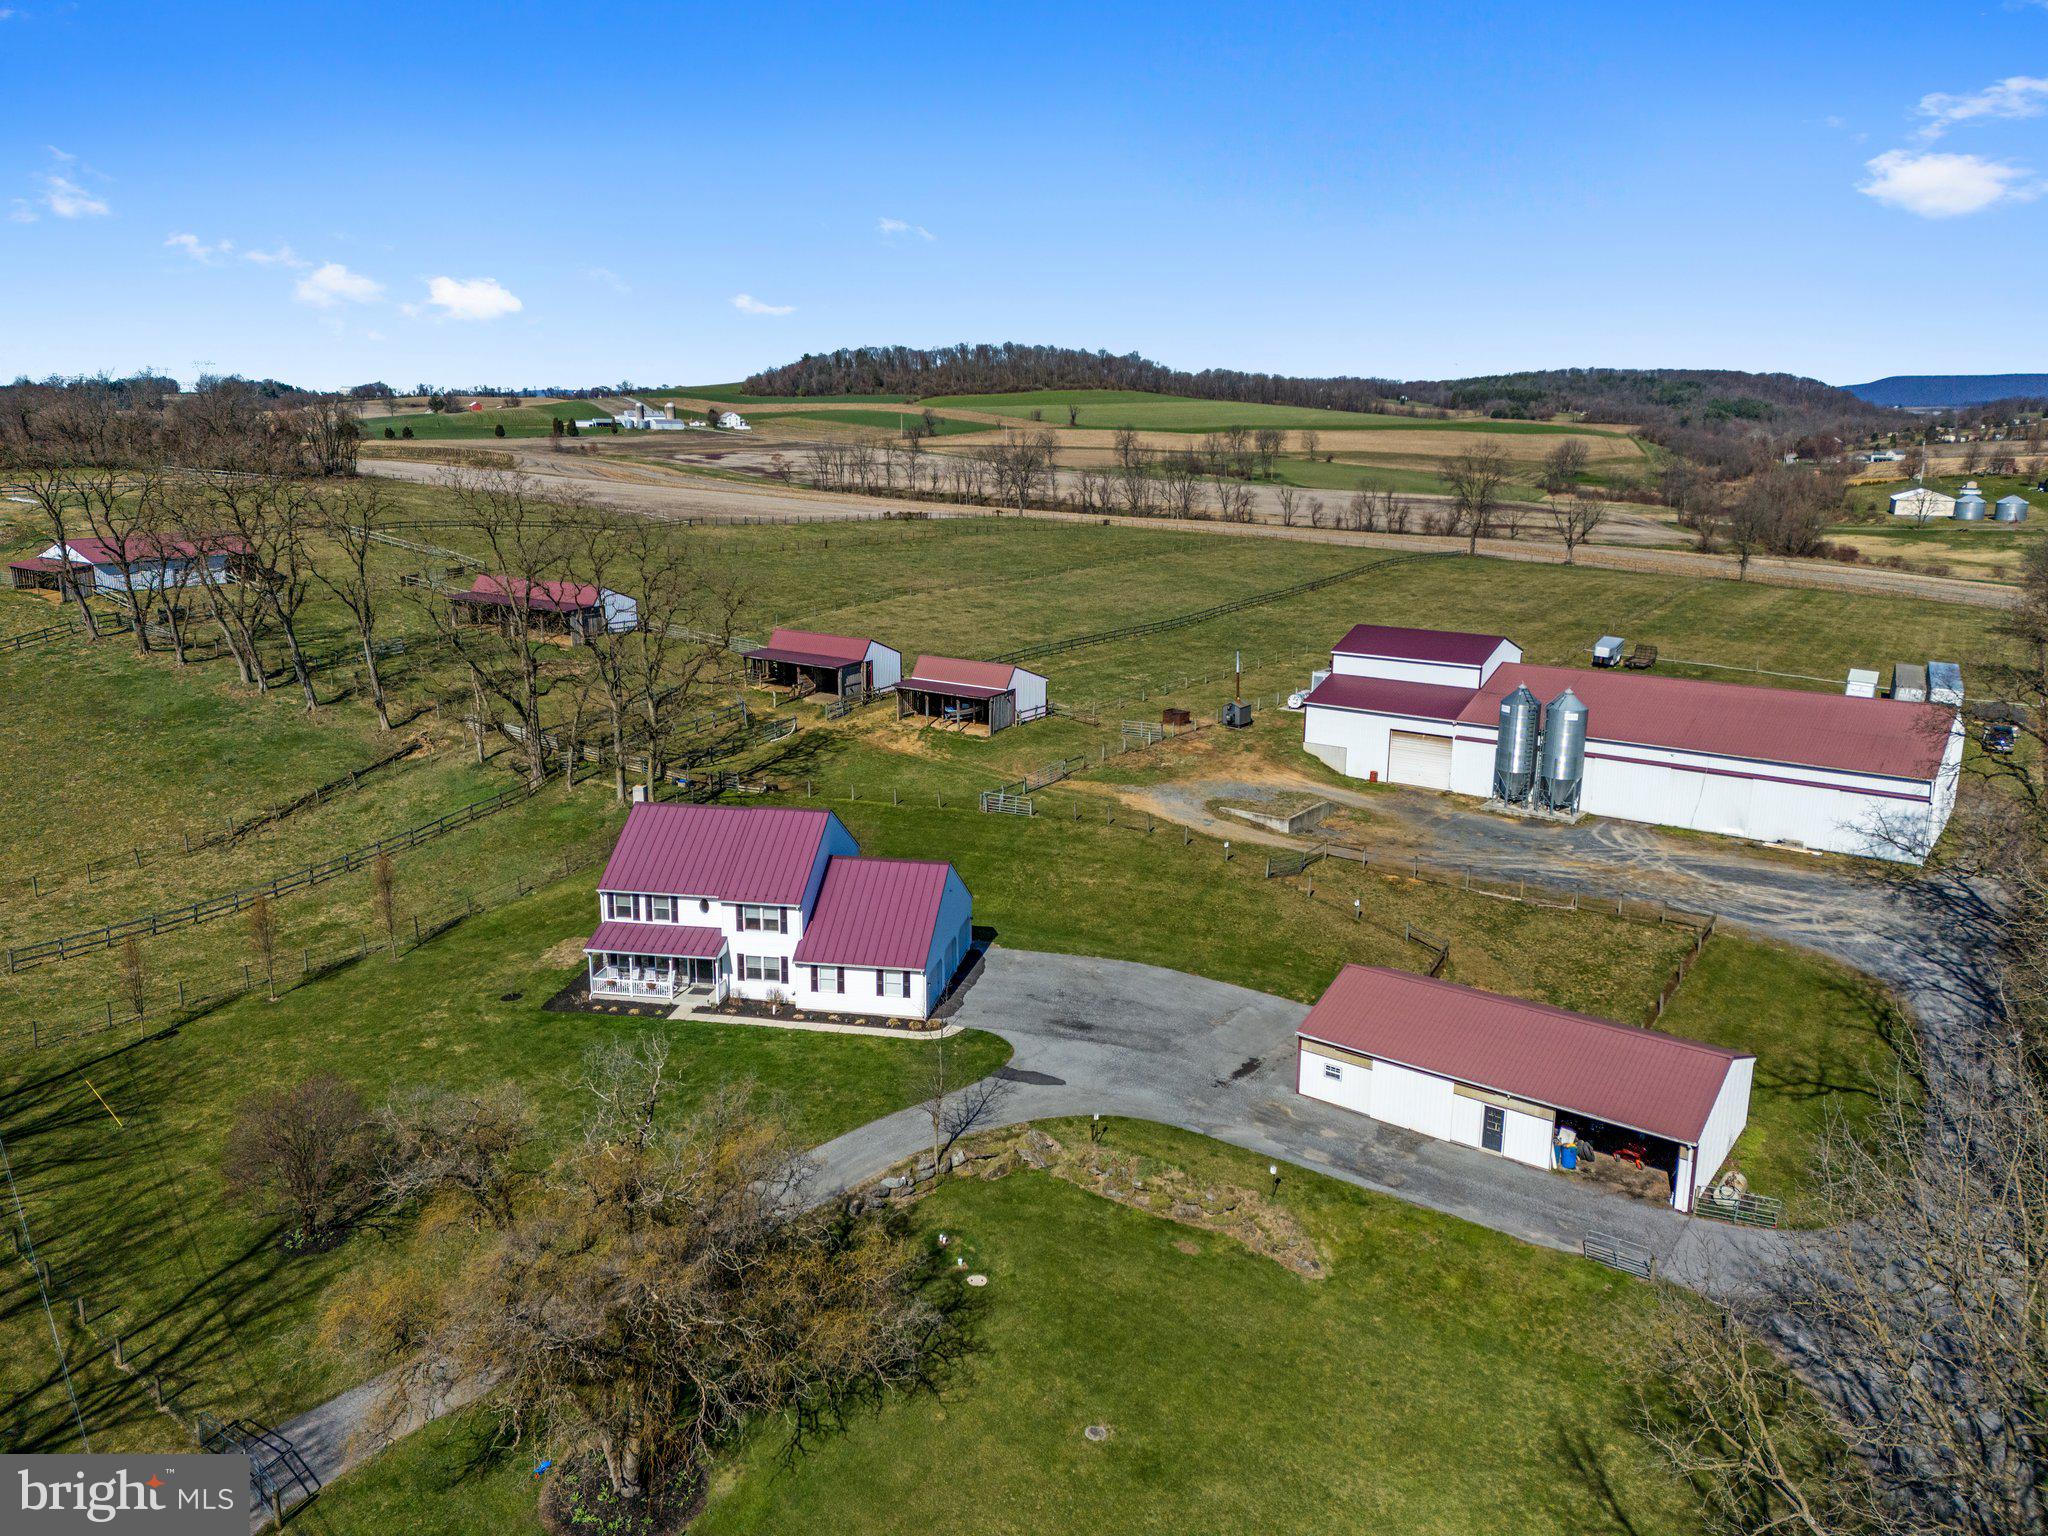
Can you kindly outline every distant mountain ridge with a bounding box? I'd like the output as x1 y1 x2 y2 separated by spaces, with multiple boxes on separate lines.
1846 374 2048 409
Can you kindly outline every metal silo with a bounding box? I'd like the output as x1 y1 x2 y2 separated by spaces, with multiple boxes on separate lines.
1953 493 1988 521
1537 689 1588 813
1492 685 1541 803
1995 495 2030 523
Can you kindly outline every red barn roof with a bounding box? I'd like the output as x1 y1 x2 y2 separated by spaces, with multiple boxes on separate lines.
1299 965 1750 1147
1304 673 1477 721
903 655 1019 698
456 574 602 613
598 804 841 905
1332 624 1512 666
745 628 878 668
793 857 957 971
65 533 248 565
1460 664 1952 782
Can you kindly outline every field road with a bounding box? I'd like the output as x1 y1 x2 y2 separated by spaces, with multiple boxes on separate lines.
362 449 2019 611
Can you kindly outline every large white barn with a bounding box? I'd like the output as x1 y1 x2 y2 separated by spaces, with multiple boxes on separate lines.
1302 624 1962 863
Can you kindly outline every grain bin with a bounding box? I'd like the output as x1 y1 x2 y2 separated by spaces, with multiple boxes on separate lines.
1954 491 1988 521
1536 689 1588 813
1996 495 2030 523
1492 685 1541 803
1928 661 1964 707
1892 662 1928 702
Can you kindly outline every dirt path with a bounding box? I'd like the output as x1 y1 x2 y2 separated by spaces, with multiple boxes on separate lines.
362 451 2018 609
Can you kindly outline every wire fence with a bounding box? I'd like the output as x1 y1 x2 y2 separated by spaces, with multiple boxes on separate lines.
6 836 616 1054
5 780 544 972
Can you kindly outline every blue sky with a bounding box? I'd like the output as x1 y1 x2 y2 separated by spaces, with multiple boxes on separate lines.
3 2 2045 389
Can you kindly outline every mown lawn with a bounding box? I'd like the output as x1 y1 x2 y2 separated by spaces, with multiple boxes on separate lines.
360 402 595 440
919 388 1619 436
0 874 1011 1453
307 1120 1698 1536
1658 935 1913 1223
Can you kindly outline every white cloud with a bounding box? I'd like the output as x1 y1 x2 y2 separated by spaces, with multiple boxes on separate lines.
8 199 35 224
294 261 384 307
39 174 108 218
165 231 232 263
1915 74 2048 140
731 292 794 315
1859 149 2039 217
243 243 310 269
44 144 74 163
877 216 935 240
414 274 523 321
583 265 630 293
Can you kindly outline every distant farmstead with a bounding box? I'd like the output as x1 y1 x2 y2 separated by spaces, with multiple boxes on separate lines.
585 804 972 1019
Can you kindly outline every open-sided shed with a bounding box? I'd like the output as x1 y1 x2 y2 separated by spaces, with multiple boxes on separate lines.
743 628 900 699
897 655 1048 734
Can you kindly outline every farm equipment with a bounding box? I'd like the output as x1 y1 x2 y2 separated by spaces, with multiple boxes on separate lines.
1624 644 1658 671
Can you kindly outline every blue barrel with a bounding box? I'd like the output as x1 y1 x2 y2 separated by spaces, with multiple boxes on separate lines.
1556 1144 1578 1171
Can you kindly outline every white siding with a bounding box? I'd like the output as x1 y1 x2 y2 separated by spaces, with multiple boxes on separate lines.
865 642 902 693
1297 1044 1373 1115
1009 667 1049 718
1331 653 1483 689
796 964 927 1019
1691 1056 1754 1199
1301 1049 1555 1173
1302 705 1455 785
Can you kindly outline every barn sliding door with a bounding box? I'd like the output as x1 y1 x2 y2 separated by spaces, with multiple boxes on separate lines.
1388 731 1453 790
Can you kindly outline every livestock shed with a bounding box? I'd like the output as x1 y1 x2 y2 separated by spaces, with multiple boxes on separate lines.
34 534 251 592
896 655 1049 734
1302 625 1962 863
7 552 95 597
447 575 637 644
1296 965 1754 1212
743 628 901 699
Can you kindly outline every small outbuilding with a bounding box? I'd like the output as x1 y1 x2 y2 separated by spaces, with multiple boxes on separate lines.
1995 495 2031 523
7 552 95 597
743 628 901 699
447 575 638 644
896 656 1049 734
34 534 251 592
1295 965 1754 1212
1888 487 1955 520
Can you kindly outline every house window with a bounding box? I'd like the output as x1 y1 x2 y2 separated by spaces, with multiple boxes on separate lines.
740 955 788 984
1322 1062 1342 1081
645 895 676 923
879 970 911 999
737 905 787 933
605 892 634 920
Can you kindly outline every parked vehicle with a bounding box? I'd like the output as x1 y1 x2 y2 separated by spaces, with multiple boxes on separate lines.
1983 722 2017 754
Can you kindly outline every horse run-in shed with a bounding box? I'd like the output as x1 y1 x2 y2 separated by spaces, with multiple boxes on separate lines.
897 656 1048 735
743 629 901 699
447 575 638 645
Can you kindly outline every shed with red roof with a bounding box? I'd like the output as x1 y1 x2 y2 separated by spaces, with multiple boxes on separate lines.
35 534 252 593
448 574 637 644
1297 965 1754 1211
897 655 1049 734
1301 624 1963 863
743 628 901 700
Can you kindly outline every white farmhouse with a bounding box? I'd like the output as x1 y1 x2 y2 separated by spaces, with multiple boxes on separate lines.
584 804 973 1021
1296 965 1754 1212
717 411 751 431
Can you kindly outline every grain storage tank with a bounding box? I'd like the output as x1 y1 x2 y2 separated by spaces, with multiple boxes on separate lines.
1954 490 1988 521
1996 495 2031 523
1845 668 1879 699
1492 685 1541 803
1536 689 1588 813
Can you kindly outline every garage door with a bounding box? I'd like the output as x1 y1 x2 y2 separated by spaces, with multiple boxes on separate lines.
1387 730 1453 790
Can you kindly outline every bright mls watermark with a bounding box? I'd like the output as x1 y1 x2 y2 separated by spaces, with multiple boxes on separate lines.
4 1456 248 1533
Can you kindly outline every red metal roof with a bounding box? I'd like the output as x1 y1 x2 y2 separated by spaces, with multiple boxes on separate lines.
10 555 88 572
792 857 956 971
456 574 601 613
1305 673 1478 721
1333 624 1511 666
599 804 838 905
904 655 1017 694
584 920 727 958
65 533 249 565
1299 965 1750 1146
747 628 876 667
1459 664 1952 782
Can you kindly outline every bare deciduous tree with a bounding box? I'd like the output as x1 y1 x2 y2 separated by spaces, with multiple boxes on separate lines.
1276 484 1302 527
1442 446 1513 554
1548 488 1609 564
378 1083 533 1231
223 1075 380 1248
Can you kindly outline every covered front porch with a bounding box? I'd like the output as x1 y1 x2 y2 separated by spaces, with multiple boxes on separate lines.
584 919 730 1004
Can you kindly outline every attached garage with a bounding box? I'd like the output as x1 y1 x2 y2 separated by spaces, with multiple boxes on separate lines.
1388 730 1453 790
1296 964 1755 1212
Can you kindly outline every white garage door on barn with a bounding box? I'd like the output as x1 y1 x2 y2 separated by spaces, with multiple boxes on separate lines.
1388 730 1453 789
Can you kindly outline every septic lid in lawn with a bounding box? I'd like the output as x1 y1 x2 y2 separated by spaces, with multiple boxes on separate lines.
1083 1424 1110 1443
